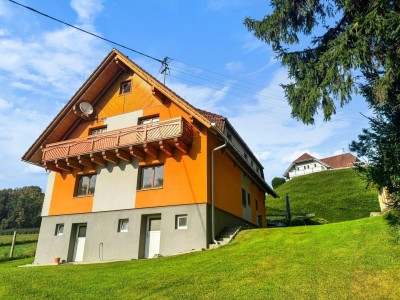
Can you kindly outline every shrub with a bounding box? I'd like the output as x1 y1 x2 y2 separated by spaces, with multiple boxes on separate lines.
272 177 286 189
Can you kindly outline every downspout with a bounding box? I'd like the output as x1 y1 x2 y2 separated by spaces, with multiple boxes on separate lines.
211 123 228 244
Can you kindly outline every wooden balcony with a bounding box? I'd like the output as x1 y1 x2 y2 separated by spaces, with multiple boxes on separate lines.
42 117 192 173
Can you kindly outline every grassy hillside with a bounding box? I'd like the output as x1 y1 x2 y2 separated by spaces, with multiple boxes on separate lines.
267 168 380 222
0 215 399 299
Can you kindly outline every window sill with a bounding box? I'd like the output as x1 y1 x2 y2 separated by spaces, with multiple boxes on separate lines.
73 195 95 199
137 187 163 192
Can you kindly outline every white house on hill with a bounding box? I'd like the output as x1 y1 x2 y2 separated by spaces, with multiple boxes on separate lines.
283 153 362 180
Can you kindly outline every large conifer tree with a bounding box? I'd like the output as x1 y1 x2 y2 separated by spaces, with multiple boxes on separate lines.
244 1 400 200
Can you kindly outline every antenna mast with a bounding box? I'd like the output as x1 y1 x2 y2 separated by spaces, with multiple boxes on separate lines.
160 57 171 85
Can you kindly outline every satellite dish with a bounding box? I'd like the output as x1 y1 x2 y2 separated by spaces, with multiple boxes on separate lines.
79 102 94 116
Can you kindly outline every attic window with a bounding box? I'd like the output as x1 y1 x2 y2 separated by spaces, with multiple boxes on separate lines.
120 80 132 94
89 126 107 135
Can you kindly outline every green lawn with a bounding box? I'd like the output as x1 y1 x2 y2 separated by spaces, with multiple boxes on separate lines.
0 215 399 299
267 168 380 222
0 242 37 262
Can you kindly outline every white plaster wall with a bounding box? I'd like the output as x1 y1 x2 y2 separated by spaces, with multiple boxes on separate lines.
92 160 139 212
241 172 252 223
288 162 326 179
104 110 143 131
41 171 56 216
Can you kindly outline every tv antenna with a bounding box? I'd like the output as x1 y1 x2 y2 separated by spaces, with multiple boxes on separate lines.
160 57 171 85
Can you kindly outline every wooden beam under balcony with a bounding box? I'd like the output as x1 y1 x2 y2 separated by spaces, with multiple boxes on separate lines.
174 138 188 154
115 149 132 162
159 141 173 156
56 160 72 172
90 153 107 166
129 146 144 161
66 158 83 171
143 143 158 159
78 155 95 168
102 151 119 164
44 162 60 173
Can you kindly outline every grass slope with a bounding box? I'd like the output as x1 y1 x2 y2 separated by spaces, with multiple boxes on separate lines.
267 168 380 222
0 216 399 299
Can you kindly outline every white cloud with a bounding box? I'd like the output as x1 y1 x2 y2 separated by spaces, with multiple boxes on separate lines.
167 81 229 113
0 28 9 36
70 0 104 24
225 61 243 72
0 98 12 110
242 33 268 53
255 151 271 161
24 164 45 175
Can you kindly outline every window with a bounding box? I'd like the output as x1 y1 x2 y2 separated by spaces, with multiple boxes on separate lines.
89 126 107 135
244 153 248 160
256 199 259 212
139 116 160 125
138 165 164 189
227 132 232 141
176 215 188 229
120 80 131 94
76 174 97 196
241 188 247 207
247 193 251 206
55 224 64 236
118 219 129 232
314 164 317 167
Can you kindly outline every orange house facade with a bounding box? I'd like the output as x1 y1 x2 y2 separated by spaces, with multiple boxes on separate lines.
23 49 277 264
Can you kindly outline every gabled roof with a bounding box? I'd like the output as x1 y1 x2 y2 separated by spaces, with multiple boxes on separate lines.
320 153 358 169
197 109 226 131
294 153 315 163
21 49 276 196
22 49 215 166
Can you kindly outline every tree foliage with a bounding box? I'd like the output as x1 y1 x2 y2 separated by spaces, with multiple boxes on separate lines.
0 186 44 229
244 1 400 200
244 1 400 124
272 177 286 189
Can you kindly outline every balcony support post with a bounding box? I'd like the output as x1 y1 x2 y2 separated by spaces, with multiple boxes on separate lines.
159 141 173 156
90 153 107 166
115 149 133 162
143 143 158 159
129 146 145 161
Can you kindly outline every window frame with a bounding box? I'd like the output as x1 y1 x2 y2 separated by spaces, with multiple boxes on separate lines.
138 115 160 125
75 174 97 197
176 215 188 230
89 126 107 135
137 164 164 190
120 80 132 95
118 219 129 233
55 223 64 236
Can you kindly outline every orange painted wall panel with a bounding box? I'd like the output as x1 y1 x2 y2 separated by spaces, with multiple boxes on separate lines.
48 171 94 216
135 125 208 208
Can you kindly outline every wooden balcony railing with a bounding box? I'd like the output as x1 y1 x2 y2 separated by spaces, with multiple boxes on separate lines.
42 117 192 172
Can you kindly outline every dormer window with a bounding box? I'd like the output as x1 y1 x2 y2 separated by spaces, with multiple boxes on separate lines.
120 80 132 94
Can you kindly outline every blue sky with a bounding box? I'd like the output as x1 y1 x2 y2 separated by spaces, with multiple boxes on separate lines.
0 0 370 191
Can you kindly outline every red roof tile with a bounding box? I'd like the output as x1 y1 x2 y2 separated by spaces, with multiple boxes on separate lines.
320 153 358 169
294 153 315 163
196 109 226 131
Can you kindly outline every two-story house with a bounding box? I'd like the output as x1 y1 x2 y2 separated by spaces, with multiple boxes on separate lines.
22 49 277 264
283 152 361 180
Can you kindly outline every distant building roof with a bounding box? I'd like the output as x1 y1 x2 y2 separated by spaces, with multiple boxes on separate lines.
320 153 358 169
294 153 315 163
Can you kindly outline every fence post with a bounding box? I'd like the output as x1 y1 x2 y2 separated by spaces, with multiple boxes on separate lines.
285 193 292 223
9 231 17 258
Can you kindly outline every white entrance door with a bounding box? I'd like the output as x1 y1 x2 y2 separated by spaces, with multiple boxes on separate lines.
73 224 87 262
144 217 161 258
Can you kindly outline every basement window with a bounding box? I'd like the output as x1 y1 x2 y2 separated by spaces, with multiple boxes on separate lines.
76 174 97 196
176 215 188 229
118 219 129 232
120 80 132 94
55 224 64 236
138 165 164 190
